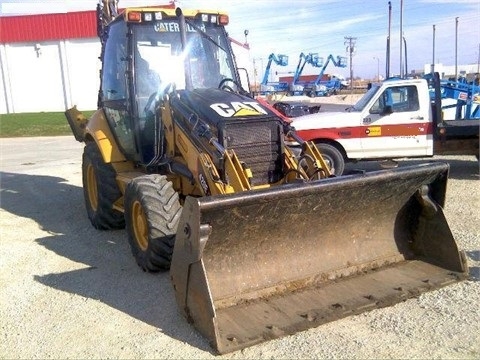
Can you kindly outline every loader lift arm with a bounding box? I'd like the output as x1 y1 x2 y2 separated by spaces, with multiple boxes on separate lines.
96 0 119 42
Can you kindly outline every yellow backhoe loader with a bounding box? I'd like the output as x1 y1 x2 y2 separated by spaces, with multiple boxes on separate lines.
65 1 468 354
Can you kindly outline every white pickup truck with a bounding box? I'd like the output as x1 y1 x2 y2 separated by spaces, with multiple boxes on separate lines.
288 73 479 175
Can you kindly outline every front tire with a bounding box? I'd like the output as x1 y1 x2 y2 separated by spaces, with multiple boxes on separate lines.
82 142 125 230
315 143 345 176
124 175 182 272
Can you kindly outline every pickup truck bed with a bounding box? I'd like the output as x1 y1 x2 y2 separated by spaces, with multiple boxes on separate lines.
441 119 480 139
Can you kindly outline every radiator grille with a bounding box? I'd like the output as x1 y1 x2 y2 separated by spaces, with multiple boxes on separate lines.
223 120 283 186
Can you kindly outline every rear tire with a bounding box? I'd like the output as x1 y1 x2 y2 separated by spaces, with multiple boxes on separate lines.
82 142 125 230
315 143 345 176
124 175 182 272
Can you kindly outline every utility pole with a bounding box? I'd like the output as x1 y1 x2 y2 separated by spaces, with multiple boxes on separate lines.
344 36 356 91
431 25 436 73
455 17 459 80
252 58 258 90
373 56 380 81
477 43 480 75
399 0 403 77
252 57 263 92
386 1 391 78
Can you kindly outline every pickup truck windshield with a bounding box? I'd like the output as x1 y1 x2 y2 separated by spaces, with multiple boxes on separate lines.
351 84 381 111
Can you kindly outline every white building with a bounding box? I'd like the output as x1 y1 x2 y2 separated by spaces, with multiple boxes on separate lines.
424 63 479 80
0 9 251 115
0 11 101 114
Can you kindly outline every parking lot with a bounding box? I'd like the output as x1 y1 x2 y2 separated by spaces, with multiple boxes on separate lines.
1 136 479 359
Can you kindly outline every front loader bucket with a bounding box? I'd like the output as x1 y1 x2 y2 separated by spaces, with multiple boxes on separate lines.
170 162 468 354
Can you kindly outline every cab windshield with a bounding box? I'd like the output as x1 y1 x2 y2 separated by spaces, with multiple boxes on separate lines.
133 20 236 96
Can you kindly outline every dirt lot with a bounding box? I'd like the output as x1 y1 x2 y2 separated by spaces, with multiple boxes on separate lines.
1 136 479 359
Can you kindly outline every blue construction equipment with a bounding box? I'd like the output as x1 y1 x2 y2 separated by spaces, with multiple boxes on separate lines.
259 53 289 95
440 77 479 120
425 73 480 120
289 53 323 96
303 55 348 97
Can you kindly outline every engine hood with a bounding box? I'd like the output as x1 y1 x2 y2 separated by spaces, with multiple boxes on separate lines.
289 110 359 131
172 88 277 128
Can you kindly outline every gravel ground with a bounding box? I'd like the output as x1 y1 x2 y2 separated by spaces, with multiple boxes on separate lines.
0 136 479 359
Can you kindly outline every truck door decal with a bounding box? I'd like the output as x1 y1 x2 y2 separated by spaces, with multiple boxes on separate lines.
362 117 373 124
365 127 381 136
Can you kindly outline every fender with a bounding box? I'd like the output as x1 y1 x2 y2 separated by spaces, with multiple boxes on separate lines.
295 127 357 157
85 109 126 163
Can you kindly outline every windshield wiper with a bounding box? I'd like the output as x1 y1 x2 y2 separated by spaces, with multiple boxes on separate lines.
184 19 227 53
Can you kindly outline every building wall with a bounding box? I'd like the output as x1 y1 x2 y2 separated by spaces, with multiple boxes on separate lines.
0 38 100 114
64 39 101 111
0 45 8 114
424 63 480 79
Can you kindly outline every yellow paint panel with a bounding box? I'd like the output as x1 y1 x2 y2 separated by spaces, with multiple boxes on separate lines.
234 108 263 117
86 110 126 163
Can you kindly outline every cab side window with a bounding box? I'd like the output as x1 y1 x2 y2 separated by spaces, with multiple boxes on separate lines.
101 22 127 102
100 21 136 156
370 85 419 114
405 86 419 111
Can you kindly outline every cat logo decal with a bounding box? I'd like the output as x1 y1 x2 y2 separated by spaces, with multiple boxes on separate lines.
210 101 268 117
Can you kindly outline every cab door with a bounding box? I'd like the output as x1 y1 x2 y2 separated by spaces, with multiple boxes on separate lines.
100 20 138 159
359 84 430 158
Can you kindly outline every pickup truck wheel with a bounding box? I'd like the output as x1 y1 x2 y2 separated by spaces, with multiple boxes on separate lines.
82 142 125 230
124 175 182 272
315 143 345 176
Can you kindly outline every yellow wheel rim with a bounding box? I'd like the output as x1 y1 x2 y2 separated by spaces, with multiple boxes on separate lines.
86 164 98 211
132 200 148 251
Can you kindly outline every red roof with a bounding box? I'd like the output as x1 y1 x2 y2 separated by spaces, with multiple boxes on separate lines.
0 11 97 43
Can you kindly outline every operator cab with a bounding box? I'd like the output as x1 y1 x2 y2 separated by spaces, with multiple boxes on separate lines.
99 8 239 164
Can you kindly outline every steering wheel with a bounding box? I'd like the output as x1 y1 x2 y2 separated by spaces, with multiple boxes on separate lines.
144 92 158 115
218 78 240 92
143 83 176 115
218 78 252 98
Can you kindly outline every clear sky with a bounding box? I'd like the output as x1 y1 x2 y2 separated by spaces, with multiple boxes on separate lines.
1 0 479 81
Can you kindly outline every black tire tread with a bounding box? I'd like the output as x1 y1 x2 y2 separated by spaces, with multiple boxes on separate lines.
82 142 125 230
315 142 345 176
124 174 182 272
